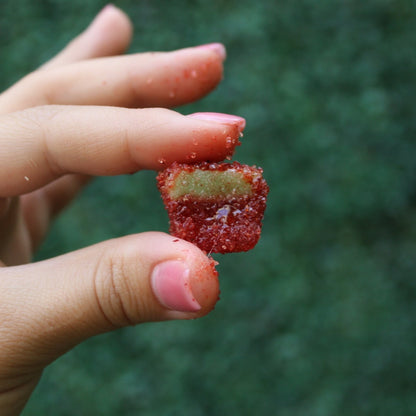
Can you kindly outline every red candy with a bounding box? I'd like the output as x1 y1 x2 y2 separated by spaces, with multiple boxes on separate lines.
157 162 268 253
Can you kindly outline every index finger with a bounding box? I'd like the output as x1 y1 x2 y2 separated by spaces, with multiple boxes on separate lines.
0 106 245 197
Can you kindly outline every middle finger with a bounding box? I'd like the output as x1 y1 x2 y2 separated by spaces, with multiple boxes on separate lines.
0 44 226 114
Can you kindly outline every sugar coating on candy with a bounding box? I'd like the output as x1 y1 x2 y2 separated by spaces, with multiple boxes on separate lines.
157 161 269 253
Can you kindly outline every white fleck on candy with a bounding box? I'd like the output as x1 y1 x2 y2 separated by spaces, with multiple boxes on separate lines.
215 205 231 223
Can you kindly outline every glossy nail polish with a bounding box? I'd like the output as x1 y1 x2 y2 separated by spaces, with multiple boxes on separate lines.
151 260 201 312
195 43 227 61
187 112 246 133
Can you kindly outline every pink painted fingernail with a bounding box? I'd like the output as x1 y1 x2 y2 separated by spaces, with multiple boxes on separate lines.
151 260 201 312
187 112 246 133
195 43 227 61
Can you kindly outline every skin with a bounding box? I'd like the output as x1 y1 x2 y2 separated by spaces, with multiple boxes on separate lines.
0 6 243 415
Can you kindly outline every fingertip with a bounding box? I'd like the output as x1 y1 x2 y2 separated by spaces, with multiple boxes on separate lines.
149 235 220 317
187 112 246 134
193 43 227 61
158 43 225 106
188 254 220 317
86 4 133 56
94 4 132 29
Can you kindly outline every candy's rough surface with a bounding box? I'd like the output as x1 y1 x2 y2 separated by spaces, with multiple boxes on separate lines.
157 162 269 253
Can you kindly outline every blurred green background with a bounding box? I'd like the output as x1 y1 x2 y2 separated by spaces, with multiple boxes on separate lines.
1 0 416 414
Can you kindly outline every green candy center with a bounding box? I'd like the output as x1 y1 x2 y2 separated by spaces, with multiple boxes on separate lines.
170 170 252 199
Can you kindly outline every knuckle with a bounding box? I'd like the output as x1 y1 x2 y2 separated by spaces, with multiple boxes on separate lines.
18 106 64 177
93 250 141 328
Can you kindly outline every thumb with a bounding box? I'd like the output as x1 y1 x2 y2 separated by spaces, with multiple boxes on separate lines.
0 232 219 376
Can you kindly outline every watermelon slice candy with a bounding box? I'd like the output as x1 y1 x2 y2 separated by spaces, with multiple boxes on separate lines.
157 161 269 253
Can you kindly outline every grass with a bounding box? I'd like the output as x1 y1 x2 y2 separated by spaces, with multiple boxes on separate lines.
1 0 416 414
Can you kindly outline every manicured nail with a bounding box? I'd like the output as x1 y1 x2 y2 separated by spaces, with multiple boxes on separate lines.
151 260 201 312
195 43 226 61
187 112 246 133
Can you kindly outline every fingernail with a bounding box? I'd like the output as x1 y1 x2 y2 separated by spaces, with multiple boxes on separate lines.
195 43 227 61
151 260 201 312
187 112 246 133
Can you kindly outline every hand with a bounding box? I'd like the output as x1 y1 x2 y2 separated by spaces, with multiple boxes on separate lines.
0 6 245 415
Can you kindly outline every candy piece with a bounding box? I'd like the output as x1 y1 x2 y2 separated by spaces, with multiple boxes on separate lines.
157 161 269 253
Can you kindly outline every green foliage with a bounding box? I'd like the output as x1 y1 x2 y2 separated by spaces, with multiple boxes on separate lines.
1 0 416 414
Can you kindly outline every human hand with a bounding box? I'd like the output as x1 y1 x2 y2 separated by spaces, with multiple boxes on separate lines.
0 5 245 415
